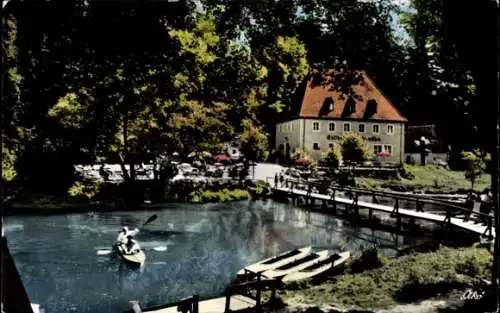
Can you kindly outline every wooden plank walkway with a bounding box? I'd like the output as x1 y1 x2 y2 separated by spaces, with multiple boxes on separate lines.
275 186 496 238
141 295 256 313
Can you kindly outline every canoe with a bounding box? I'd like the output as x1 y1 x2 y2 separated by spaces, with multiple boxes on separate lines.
114 245 146 267
261 250 330 280
282 251 350 282
236 247 312 278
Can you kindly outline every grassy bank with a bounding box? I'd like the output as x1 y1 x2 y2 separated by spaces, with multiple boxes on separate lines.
357 165 491 194
188 188 251 203
281 246 492 309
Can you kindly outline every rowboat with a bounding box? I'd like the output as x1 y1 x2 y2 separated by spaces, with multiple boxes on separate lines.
114 245 146 268
236 247 312 279
282 251 350 282
261 250 330 280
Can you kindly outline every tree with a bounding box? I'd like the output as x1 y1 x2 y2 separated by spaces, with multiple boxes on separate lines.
461 149 489 192
322 143 342 169
340 133 373 182
240 119 269 179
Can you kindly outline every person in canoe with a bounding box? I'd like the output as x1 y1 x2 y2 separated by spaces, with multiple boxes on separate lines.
116 226 139 246
121 235 141 255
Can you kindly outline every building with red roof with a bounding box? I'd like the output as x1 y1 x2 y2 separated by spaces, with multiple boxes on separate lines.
275 69 408 165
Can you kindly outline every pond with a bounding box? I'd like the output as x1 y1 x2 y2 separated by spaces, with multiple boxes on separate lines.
3 200 428 313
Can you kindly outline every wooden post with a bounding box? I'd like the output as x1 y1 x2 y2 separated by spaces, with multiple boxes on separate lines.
332 189 336 214
393 198 401 229
322 199 327 209
192 295 199 313
256 275 262 312
271 283 276 301
354 192 359 217
225 290 231 313
416 200 424 212
488 216 493 239
369 207 373 220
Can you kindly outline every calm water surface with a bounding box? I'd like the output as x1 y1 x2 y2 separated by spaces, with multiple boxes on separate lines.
4 200 426 313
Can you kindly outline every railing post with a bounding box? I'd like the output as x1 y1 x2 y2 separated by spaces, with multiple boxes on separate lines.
225 289 231 313
416 200 423 212
353 192 359 216
192 295 199 313
332 189 337 214
488 215 493 239
271 281 276 301
256 274 262 312
392 198 399 216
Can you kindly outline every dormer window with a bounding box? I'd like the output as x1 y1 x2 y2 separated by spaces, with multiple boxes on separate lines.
321 97 334 115
346 97 356 114
364 99 378 118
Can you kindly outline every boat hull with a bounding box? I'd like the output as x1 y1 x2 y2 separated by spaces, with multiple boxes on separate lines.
236 247 312 278
261 250 330 280
282 251 350 282
113 245 146 267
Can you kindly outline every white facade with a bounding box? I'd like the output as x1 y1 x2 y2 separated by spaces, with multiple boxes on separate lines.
276 118 405 165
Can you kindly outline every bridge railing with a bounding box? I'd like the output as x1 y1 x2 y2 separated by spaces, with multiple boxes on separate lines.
225 270 281 313
128 295 199 313
267 177 494 238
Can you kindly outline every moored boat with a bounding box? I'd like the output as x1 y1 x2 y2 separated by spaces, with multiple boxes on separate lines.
236 247 312 279
281 251 350 283
261 250 330 280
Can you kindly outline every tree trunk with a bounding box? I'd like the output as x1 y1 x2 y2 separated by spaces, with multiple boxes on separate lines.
120 113 135 183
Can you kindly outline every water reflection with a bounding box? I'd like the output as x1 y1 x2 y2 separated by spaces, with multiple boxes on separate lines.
4 200 427 313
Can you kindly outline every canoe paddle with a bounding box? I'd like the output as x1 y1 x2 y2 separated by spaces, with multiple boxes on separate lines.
97 214 163 256
140 214 158 228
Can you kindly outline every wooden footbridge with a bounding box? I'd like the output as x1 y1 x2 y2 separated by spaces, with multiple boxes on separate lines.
127 273 281 313
268 178 495 239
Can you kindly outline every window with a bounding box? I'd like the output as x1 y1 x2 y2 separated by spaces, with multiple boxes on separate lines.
373 144 383 154
384 145 393 155
372 124 380 134
313 142 320 150
358 124 365 133
328 122 335 132
343 123 351 132
387 124 394 135
312 121 320 132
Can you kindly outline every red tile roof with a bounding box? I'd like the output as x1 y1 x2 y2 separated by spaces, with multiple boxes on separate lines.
298 70 408 122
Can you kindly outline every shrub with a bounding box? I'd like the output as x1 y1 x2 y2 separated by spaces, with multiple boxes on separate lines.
189 188 250 203
399 165 415 180
349 247 388 274
461 149 489 191
321 143 342 168
340 132 373 167
68 180 102 200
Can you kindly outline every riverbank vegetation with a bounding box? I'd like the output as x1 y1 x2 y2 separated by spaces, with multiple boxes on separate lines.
357 165 491 194
189 188 250 203
281 245 492 309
